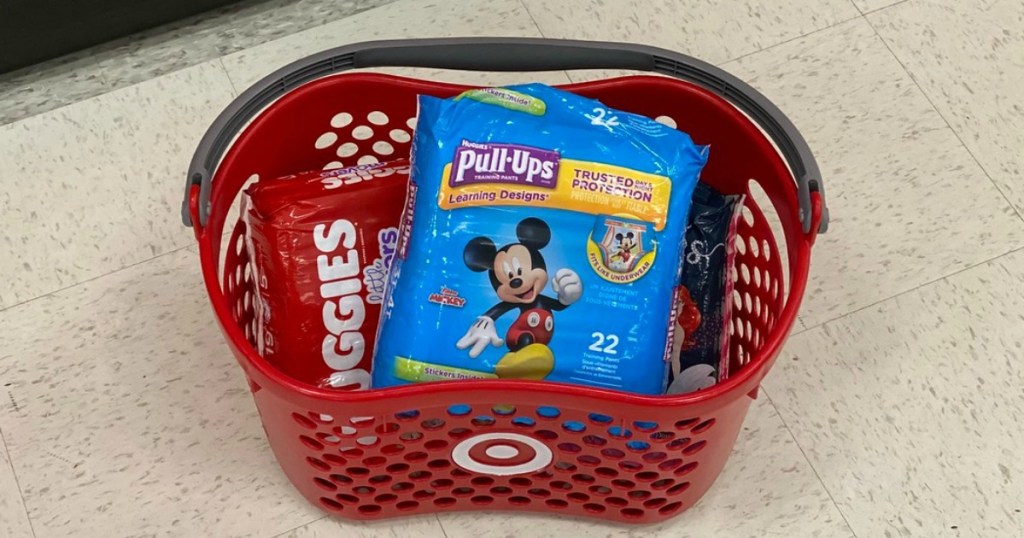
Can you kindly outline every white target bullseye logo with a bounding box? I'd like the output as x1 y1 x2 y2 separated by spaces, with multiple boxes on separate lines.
451 433 553 476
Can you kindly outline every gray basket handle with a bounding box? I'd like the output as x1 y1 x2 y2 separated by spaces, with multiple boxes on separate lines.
183 37 828 234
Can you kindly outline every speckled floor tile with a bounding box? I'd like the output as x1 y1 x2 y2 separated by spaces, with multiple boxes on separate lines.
275 516 447 538
0 435 32 538
851 0 907 15
869 0 1024 218
0 61 236 310
723 18 1024 328
0 0 398 126
0 247 368 537
521 0 859 82
766 247 1024 537
435 396 854 538
220 0 572 92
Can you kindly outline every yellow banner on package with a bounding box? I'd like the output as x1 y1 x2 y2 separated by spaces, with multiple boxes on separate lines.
438 159 673 231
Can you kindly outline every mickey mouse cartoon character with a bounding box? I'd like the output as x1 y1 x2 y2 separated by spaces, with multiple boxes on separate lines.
459 217 583 379
610 232 636 264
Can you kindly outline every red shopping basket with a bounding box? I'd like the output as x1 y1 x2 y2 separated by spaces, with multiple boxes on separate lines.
181 38 828 524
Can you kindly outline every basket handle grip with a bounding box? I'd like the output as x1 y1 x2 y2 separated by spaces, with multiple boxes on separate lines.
183 37 828 234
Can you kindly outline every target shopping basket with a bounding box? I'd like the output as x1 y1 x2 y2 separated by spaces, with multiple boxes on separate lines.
181 38 829 525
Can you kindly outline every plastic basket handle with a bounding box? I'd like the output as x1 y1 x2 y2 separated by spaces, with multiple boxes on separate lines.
183 37 829 234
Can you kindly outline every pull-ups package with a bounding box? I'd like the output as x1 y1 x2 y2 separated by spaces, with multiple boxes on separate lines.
373 85 708 394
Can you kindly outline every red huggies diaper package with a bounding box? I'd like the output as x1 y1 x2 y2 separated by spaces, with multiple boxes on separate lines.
243 160 412 390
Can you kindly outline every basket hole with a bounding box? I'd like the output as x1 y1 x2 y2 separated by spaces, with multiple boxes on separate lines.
572 473 596 484
390 128 411 143
658 458 684 471
434 497 456 507
306 457 330 471
364 456 388 468
762 239 773 261
629 490 652 499
667 437 692 451
374 423 399 435
409 470 432 482
403 448 428 461
322 454 346 466
562 421 586 433
316 433 341 445
374 493 398 504
535 430 558 441
654 115 677 128
692 419 716 434
527 488 551 498
337 142 359 158
749 236 760 258
608 426 632 439
607 497 628 507
536 406 561 419
452 468 472 479
471 416 495 427
683 440 707 455
554 461 577 473
595 467 618 478
406 117 417 130
568 492 590 503
589 485 613 497
619 460 643 472
352 125 374 140
621 507 645 519
754 267 762 289
330 112 353 128
357 436 379 447
339 448 362 458
430 478 454 489
509 496 531 506
674 418 699 430
336 493 359 504
395 410 420 421
314 477 337 491
358 504 382 515
577 455 601 466
583 435 607 447
633 421 659 432
732 290 743 311
667 482 691 495
414 489 436 499
626 440 650 452
346 466 370 477
425 440 449 451
652 478 674 490
660 501 684 514
734 234 747 255
357 155 379 165
367 111 389 125
448 427 473 439
601 448 626 460
330 474 353 485
353 486 376 496
546 499 569 509
741 205 755 226
583 503 606 513
292 413 317 429
492 404 516 416
509 477 533 487
643 451 668 463
550 480 572 491
427 459 451 470
730 265 739 284
320 497 344 511
512 416 536 428
447 404 471 416
676 462 699 476
490 486 513 496
399 431 423 442
323 161 344 170
397 500 419 511
650 431 675 443
558 443 582 454
612 479 636 490
335 426 357 438
745 294 754 314
740 263 751 285
381 443 405 456
421 418 446 431
636 471 660 482
588 413 614 424
471 495 494 505
314 131 338 150
386 463 410 474
644 497 668 509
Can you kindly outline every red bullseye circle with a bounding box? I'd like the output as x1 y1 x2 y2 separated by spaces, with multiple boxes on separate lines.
452 433 553 476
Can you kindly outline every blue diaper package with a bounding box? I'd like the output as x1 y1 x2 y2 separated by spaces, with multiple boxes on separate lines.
372 84 709 394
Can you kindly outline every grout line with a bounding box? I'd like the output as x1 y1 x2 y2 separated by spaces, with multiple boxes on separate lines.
435 513 451 538
217 58 241 97
1 428 37 538
849 0 865 16
720 13 864 67
861 0 910 16
759 388 860 538
863 14 1024 225
800 244 1024 333
0 243 196 314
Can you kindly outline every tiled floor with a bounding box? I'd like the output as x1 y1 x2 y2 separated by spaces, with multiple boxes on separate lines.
2 0 1023 536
